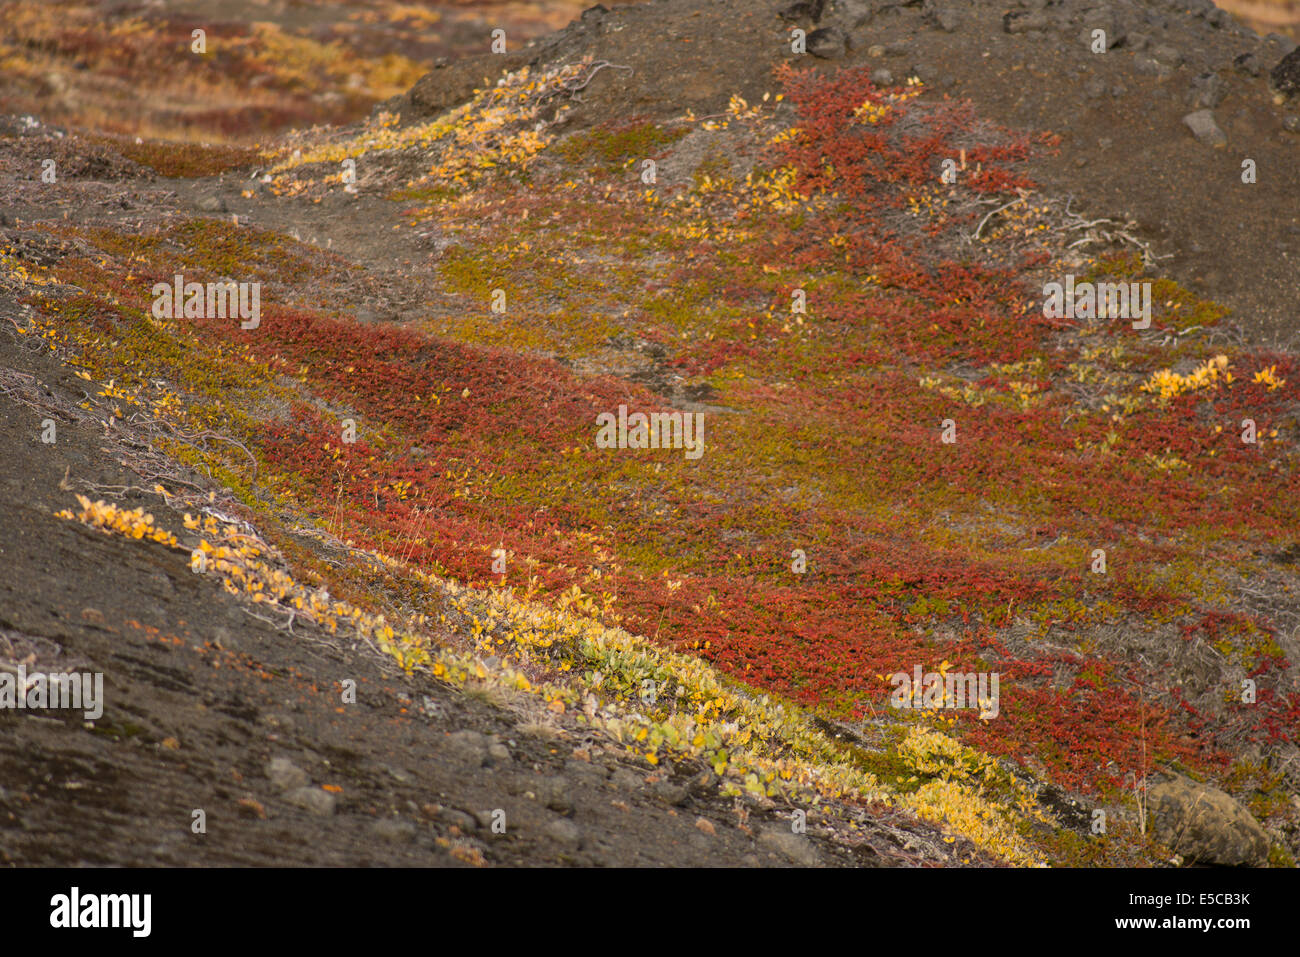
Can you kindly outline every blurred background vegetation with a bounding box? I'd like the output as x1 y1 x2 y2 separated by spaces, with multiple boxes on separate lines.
0 0 636 142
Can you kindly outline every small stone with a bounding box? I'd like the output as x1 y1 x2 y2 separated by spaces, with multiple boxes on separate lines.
487 741 512 763
382 764 413 784
565 758 608 782
445 729 489 766
544 818 582 847
1148 775 1269 866
871 68 894 86
1151 44 1184 68
830 0 874 31
1283 115 1300 133
1269 34 1299 58
1189 72 1226 108
695 817 716 836
440 807 479 831
267 756 310 792
1004 12 1049 34
650 781 690 806
688 769 718 795
806 27 848 60
1206 7 1231 28
1183 109 1228 147
780 1 811 21
758 827 820 866
535 776 573 814
1234 52 1263 77
196 195 227 213
931 7 960 33
284 786 336 816
370 817 417 841
910 63 936 83
1136 54 1175 79
610 768 645 791
1272 47 1300 97
867 44 886 58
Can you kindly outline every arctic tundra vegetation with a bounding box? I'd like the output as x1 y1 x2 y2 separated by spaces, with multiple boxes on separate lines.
0 0 1298 887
